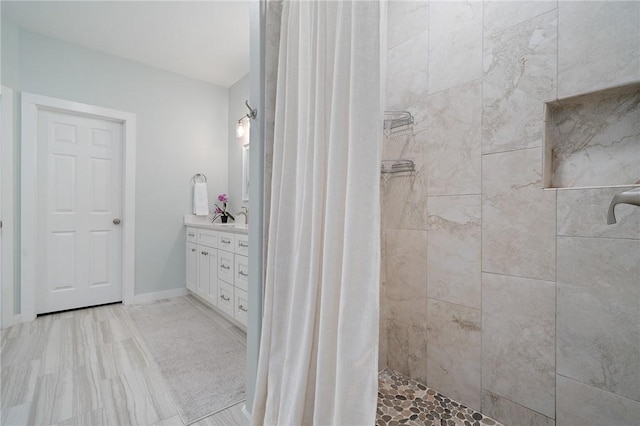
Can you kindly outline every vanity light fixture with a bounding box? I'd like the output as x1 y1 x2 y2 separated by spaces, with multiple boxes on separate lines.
236 100 257 139
236 119 246 138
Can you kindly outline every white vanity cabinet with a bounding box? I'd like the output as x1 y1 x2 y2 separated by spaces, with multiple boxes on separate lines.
186 242 197 291
185 224 248 328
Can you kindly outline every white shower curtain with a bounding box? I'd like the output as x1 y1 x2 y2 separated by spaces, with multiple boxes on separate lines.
251 1 382 425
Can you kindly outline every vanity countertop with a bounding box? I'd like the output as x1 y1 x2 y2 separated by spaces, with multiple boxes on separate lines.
184 214 248 234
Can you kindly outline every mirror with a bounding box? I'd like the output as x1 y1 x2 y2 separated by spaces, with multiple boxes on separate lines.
242 143 250 201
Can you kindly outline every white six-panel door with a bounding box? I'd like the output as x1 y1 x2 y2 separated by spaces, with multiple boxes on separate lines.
37 109 123 314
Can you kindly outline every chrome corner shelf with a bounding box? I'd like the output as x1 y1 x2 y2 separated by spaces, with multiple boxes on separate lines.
381 159 416 174
384 111 414 135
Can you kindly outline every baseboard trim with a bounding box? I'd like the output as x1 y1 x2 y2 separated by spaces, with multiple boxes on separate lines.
242 404 251 422
1 313 22 329
133 288 189 304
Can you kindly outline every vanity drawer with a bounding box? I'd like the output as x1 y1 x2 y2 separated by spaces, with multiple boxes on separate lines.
197 229 218 248
218 232 235 252
186 227 197 243
218 249 235 284
234 255 248 292
235 234 249 256
234 288 248 326
217 280 235 317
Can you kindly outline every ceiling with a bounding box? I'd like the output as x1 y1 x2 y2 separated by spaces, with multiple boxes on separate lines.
2 1 250 88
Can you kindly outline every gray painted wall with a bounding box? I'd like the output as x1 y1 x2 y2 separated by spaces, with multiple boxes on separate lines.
2 24 232 299
227 74 250 218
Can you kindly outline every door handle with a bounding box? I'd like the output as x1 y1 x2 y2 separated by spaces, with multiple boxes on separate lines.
113 218 121 225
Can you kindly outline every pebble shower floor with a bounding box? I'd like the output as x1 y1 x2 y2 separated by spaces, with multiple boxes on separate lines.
377 369 503 426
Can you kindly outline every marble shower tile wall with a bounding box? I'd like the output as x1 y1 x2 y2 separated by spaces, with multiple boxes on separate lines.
558 1 640 98
482 9 557 154
384 229 428 384
548 84 640 188
481 148 556 282
482 273 556 419
428 1 483 94
381 1 640 425
426 299 481 411
426 80 482 196
426 195 481 309
556 236 640 401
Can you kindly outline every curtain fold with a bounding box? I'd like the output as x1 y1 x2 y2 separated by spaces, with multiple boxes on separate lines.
252 1 382 424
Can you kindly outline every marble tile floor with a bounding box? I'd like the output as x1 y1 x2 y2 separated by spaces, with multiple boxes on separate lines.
377 369 502 426
0 299 246 426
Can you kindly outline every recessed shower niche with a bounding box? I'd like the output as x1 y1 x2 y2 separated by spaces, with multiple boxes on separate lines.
544 82 640 188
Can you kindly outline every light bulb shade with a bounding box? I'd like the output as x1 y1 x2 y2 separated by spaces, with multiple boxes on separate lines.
236 121 245 138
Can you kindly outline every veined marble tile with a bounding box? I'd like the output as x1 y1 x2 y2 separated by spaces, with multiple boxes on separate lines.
426 80 482 196
28 365 103 425
96 317 137 344
386 298 428 384
426 195 481 309
0 330 48 368
483 10 557 154
482 148 556 281
557 186 640 238
386 31 429 128
556 375 640 426
482 273 556 418
481 390 555 426
385 229 428 383
1 359 41 409
1 402 32 426
382 130 428 230
95 338 150 380
385 229 427 301
152 414 183 426
483 1 557 36
426 299 481 411
558 1 640 98
549 84 640 188
428 1 483 94
195 402 246 426
387 1 429 50
1 314 54 339
55 408 110 426
41 319 99 375
557 236 640 401
100 367 178 426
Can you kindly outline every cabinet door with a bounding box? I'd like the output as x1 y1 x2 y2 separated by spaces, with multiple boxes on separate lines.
197 246 210 297
234 254 248 292
218 280 235 317
207 249 218 306
235 234 249 256
218 250 235 284
218 232 235 252
234 288 248 326
186 242 198 291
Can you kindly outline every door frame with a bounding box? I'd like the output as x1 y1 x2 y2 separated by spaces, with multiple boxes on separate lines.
1 86 17 328
21 93 136 321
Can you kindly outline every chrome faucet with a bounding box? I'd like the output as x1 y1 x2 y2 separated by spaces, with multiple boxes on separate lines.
237 206 249 225
607 188 640 225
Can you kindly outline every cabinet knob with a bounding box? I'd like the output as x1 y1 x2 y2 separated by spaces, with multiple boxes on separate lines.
220 295 230 302
238 242 248 248
239 305 248 312
191 248 196 252
239 270 248 277
113 218 121 225
221 264 230 270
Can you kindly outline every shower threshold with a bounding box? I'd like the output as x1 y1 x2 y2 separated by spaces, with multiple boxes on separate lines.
377 369 503 426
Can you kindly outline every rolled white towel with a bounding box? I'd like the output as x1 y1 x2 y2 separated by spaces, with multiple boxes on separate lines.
193 182 209 216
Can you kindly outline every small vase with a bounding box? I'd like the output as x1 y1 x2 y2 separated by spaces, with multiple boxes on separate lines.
221 215 228 223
